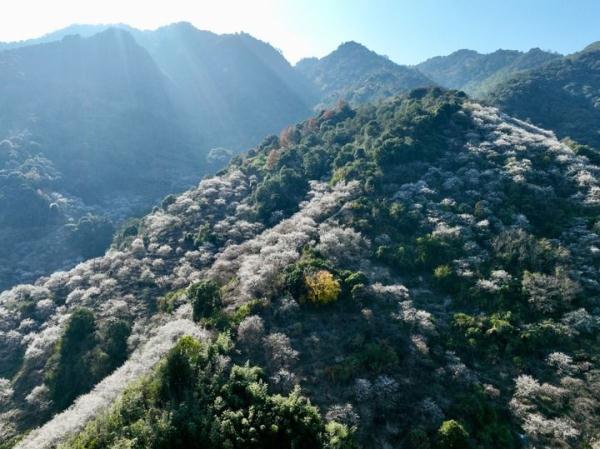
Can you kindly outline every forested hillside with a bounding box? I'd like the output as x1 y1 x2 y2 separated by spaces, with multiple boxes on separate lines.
1 89 597 449
417 48 561 97
0 29 195 290
487 42 600 149
296 41 433 108
0 24 316 290
0 22 600 289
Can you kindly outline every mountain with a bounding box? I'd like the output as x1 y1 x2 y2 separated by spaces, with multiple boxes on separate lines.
0 22 316 150
1 89 598 449
487 43 600 148
130 22 317 149
0 24 135 51
296 41 434 107
0 29 197 197
0 28 199 291
417 48 562 97
0 23 316 291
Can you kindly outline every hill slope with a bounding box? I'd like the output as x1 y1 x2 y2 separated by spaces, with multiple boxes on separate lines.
417 48 561 97
487 43 600 148
1 89 598 449
0 29 196 197
0 24 316 290
0 29 198 290
296 41 434 107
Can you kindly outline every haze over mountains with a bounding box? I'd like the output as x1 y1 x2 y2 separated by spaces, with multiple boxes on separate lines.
0 24 137 51
296 41 433 107
1 21 599 292
0 27 197 290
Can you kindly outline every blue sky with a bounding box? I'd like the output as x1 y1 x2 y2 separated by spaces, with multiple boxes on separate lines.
1 0 599 64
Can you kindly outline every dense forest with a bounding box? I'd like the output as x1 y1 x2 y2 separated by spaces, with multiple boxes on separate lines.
1 88 598 449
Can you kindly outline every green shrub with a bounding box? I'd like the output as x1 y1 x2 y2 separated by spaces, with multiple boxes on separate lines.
229 299 264 325
449 388 517 449
451 312 516 361
188 280 222 322
254 167 309 221
160 335 202 399
64 336 355 449
45 309 98 410
436 420 469 449
326 342 399 383
100 319 131 367
157 288 187 313
45 309 129 412
408 427 431 449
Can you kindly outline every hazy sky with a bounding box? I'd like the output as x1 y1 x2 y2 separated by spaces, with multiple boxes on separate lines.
1 0 599 64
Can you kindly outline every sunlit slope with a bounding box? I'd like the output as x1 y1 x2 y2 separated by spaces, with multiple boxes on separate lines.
1 89 597 449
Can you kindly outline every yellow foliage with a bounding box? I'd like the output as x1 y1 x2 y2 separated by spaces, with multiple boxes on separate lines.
304 270 341 304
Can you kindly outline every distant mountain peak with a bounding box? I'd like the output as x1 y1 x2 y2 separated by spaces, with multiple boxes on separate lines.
0 23 137 51
155 21 202 34
526 47 546 54
167 20 195 29
451 48 480 56
331 41 380 60
581 41 600 53
336 40 369 51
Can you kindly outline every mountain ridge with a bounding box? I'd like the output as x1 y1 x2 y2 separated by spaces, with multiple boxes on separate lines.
486 42 600 148
417 47 562 97
295 41 434 107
